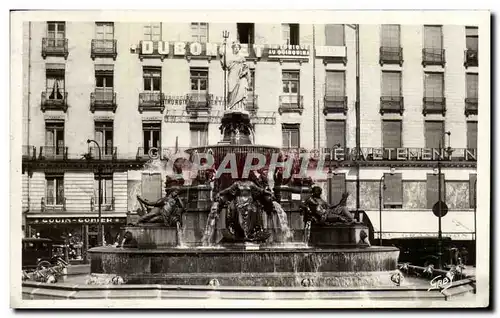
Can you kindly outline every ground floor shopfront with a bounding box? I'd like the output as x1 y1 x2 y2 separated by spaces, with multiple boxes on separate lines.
26 215 127 263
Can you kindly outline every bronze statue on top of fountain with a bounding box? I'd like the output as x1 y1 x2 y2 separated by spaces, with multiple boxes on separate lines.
300 186 357 226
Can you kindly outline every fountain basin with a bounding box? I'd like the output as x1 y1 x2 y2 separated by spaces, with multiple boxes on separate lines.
89 246 399 287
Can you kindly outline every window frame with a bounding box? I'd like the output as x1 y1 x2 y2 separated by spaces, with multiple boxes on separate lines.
381 71 402 97
423 25 443 50
325 24 345 46
424 120 445 149
380 24 401 48
465 26 479 51
466 73 478 99
424 72 445 98
94 174 113 205
47 21 65 39
45 174 64 206
191 22 208 43
236 23 255 44
325 120 346 149
142 122 161 153
282 23 299 46
143 67 162 92
189 123 209 147
45 122 65 151
190 68 209 93
282 123 300 148
325 70 346 97
383 173 403 208
144 23 162 41
94 121 114 156
95 22 114 40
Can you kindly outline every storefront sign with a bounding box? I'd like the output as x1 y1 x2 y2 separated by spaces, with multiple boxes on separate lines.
315 45 347 57
266 44 310 57
28 217 126 225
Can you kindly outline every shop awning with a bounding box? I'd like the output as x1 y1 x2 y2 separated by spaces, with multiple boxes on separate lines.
364 210 475 241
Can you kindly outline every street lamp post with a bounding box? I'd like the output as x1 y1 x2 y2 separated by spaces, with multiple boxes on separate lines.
436 131 451 270
222 30 230 111
87 139 103 246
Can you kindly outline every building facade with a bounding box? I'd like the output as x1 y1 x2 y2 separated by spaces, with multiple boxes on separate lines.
21 21 478 261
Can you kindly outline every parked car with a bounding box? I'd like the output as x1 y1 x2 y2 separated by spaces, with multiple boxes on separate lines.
383 237 455 267
22 238 58 270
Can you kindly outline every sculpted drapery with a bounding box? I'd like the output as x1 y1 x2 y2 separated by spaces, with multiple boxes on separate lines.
221 41 250 111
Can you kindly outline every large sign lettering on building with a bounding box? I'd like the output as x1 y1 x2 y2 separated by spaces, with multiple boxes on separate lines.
27 217 127 225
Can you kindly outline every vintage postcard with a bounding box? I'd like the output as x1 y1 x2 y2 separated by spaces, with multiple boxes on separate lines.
10 9 490 309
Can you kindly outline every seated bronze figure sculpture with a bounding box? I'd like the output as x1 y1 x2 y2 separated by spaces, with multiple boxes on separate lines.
300 186 356 225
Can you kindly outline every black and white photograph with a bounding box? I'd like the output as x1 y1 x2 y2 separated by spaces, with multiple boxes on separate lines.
9 9 491 308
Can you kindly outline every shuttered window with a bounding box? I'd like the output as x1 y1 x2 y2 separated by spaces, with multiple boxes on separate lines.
282 24 299 45
326 71 345 96
426 173 446 209
425 121 444 149
325 120 346 149
466 73 478 99
467 121 478 150
381 24 400 48
384 173 403 207
382 71 401 96
466 26 478 51
141 173 162 202
424 25 442 49
282 124 300 148
325 24 344 46
424 72 444 98
328 173 346 205
469 174 477 208
382 120 402 159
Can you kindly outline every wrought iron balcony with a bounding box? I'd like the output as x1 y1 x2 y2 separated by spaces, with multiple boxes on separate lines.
380 96 404 115
422 48 446 67
422 97 446 116
38 146 68 160
379 47 403 66
88 146 117 160
136 147 164 160
323 95 348 115
90 90 117 113
278 95 304 115
186 93 213 113
245 94 259 114
41 38 68 59
90 196 115 212
22 145 37 160
465 97 478 116
138 92 165 113
41 197 66 212
91 39 117 60
41 91 68 112
464 49 478 68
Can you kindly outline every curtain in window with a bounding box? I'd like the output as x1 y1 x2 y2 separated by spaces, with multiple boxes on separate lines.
382 72 401 96
325 24 344 46
424 73 444 98
466 74 478 98
381 25 400 48
326 71 345 96
95 178 113 205
47 76 64 100
424 26 442 49
325 120 346 148
46 179 55 205
56 178 64 205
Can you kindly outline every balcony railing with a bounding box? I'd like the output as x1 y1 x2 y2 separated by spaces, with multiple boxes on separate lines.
88 146 117 160
422 48 446 67
464 49 478 68
278 95 304 115
38 146 68 160
465 97 478 116
245 94 258 114
136 147 163 160
138 92 165 113
90 90 117 113
380 96 404 115
379 47 403 66
423 97 446 116
186 93 213 113
41 91 68 112
22 146 37 160
41 197 66 212
90 196 115 212
42 38 69 59
91 39 117 60
323 95 348 115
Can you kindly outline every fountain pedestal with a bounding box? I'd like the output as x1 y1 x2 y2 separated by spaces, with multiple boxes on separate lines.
125 224 178 249
309 224 371 248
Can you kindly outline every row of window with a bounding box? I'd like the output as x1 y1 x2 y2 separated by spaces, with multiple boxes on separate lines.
45 21 478 50
43 65 478 109
41 118 478 158
283 120 478 150
42 172 478 211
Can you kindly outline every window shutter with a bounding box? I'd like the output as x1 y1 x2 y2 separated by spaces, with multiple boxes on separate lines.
426 173 445 209
381 25 400 48
424 26 442 49
425 121 444 149
326 71 344 96
382 72 401 96
424 73 444 98
382 121 401 159
469 174 477 208
329 174 346 205
467 122 478 149
141 173 162 202
325 24 344 46
325 120 346 148
384 173 403 205
466 74 478 98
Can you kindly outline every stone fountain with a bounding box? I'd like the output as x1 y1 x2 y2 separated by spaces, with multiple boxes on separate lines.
88 109 400 287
